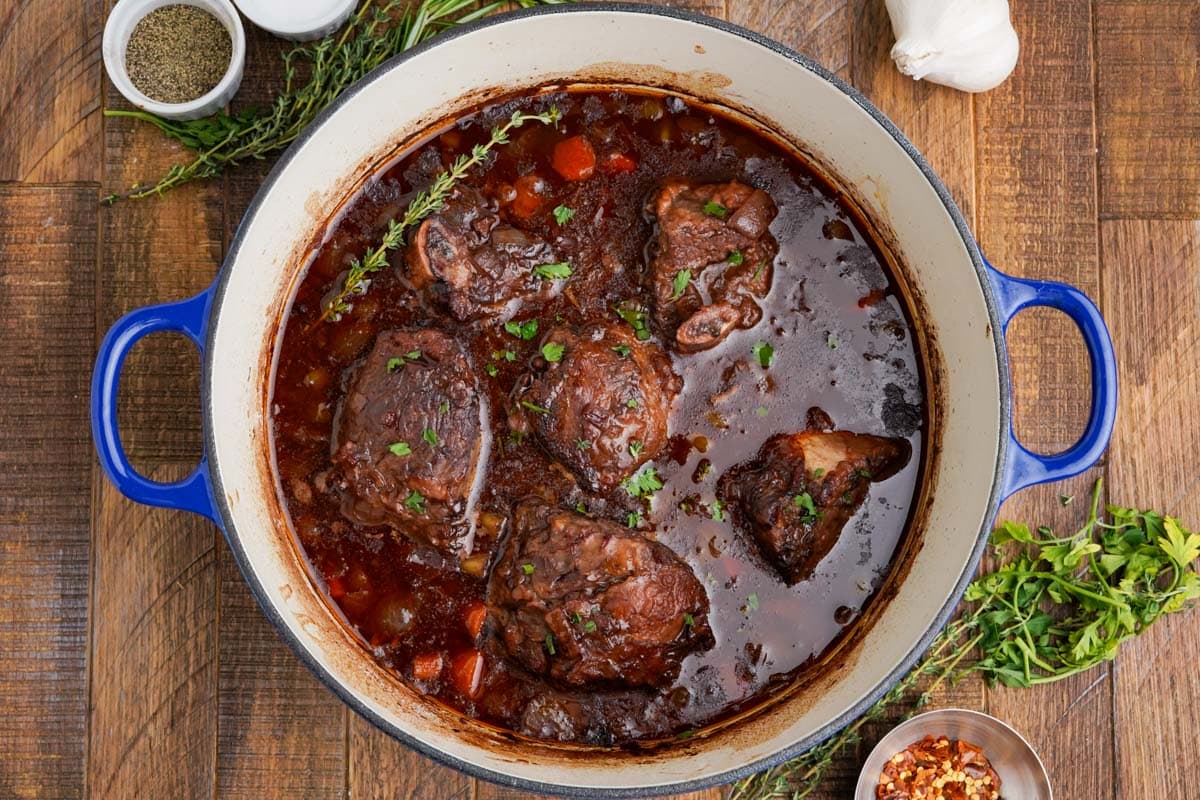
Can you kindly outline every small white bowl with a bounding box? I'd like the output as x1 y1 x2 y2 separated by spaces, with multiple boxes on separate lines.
232 0 357 41
855 708 1053 799
103 0 246 121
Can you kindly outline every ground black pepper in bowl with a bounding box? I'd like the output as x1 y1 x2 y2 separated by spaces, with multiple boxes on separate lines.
125 5 232 104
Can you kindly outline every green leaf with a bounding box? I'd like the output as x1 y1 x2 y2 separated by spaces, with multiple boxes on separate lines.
751 340 774 368
504 319 539 340
541 341 565 362
403 490 426 514
422 427 439 446
611 344 631 358
622 465 662 499
613 302 651 340
387 442 412 456
552 205 575 225
670 270 691 301
991 520 1034 546
533 261 573 280
702 200 728 218
1160 516 1200 568
521 400 551 415
727 250 744 266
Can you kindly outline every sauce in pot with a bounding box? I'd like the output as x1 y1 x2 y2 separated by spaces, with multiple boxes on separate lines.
271 88 926 745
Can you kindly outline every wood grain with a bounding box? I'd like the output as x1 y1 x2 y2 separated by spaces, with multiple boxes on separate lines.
974 2 1115 798
1096 1 1200 218
728 0 849 77
0 0 102 181
348 714 472 800
1102 220 1200 800
0 186 95 800
88 40 226 799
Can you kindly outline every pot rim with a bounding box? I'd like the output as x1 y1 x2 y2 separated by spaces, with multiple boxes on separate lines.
203 4 1009 796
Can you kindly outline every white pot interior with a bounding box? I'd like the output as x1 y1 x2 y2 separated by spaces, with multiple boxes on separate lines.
206 7 1002 794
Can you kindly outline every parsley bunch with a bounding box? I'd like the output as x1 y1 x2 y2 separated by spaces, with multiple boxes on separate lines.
731 480 1199 799
968 484 1200 687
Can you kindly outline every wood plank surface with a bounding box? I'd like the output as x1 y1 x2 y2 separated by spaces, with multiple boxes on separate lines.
1095 1 1200 218
87 26 225 798
973 3 1115 798
0 0 102 182
0 186 96 800
0 2 1198 799
1102 220 1200 799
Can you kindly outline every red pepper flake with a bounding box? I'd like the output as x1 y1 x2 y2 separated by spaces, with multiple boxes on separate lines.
877 734 1002 800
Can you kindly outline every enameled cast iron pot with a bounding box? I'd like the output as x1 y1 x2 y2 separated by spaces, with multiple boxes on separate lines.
91 5 1117 796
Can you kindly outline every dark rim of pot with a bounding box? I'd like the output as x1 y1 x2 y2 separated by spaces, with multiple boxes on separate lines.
204 4 1011 797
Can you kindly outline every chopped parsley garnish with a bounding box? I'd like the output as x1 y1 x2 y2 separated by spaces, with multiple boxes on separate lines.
544 632 556 655
521 400 551 415
583 620 597 633
570 611 582 624
504 319 539 340
856 469 873 479
710 499 725 521
403 490 426 513
552 205 575 225
727 250 745 266
521 563 535 575
755 406 769 417
541 341 565 362
438 400 450 415
628 440 644 458
387 442 412 456
622 465 663 499
745 593 760 613
576 438 592 450
827 333 840 349
575 502 588 514
752 340 774 368
703 200 728 218
683 613 695 627
627 511 643 528
533 261 573 280
386 351 421 371
613 302 651 340
422 427 439 446
793 492 820 523
493 349 517 362
485 363 499 377
812 467 825 478
752 261 766 281
626 397 639 409
670 269 691 301
611 344 631 358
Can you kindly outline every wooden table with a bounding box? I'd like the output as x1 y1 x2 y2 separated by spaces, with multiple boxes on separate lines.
2 1 1197 797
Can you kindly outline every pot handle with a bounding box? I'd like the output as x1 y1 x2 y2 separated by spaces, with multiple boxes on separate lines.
91 288 219 523
985 260 1117 499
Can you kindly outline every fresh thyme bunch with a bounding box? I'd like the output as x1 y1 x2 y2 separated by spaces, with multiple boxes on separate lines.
731 481 1200 799
103 0 570 202
316 106 561 323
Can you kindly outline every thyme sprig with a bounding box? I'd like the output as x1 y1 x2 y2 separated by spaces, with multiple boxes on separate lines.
102 0 570 202
731 480 1199 799
316 106 560 323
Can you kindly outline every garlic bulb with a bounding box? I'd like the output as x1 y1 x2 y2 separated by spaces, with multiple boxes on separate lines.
884 0 1020 93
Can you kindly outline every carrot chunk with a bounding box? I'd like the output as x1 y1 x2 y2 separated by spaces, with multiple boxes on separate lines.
449 650 485 698
511 174 545 219
464 601 488 639
552 135 596 181
411 651 443 682
602 151 638 174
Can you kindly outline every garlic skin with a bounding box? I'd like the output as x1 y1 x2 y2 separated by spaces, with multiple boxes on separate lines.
885 0 1020 93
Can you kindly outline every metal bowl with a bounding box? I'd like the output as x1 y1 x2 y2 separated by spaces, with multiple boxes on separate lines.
855 708 1052 800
